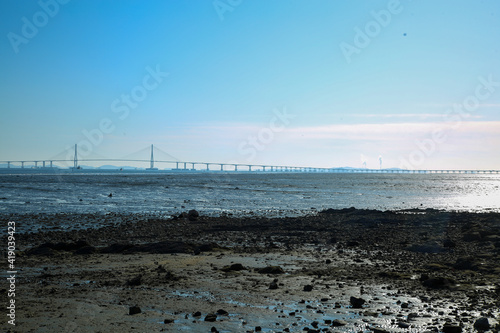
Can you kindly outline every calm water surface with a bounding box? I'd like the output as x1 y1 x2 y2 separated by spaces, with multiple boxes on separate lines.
1 171 499 217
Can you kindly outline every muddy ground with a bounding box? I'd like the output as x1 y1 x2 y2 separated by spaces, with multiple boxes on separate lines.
2 208 500 332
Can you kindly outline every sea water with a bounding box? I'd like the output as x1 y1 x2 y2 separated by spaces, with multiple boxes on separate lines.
1 171 499 217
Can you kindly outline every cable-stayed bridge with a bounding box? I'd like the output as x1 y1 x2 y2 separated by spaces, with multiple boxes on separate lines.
1 144 499 174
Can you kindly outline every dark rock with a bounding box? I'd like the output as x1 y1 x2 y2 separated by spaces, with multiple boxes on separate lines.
163 318 174 324
398 322 410 328
192 311 202 317
216 309 228 316
188 209 199 221
108 193 112 197
331 319 347 326
269 281 278 289
422 276 455 289
127 275 142 286
350 296 366 308
303 285 313 292
474 317 491 331
371 327 390 333
204 313 217 322
346 241 360 247
257 266 285 274
210 327 219 333
255 326 262 332
129 306 141 315
442 324 462 333
221 263 246 272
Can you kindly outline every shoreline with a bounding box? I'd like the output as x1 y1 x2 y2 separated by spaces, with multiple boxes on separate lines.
3 209 500 332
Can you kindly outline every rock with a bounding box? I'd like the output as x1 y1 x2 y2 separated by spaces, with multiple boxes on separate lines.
108 193 112 197
350 296 366 308
474 317 491 331
257 266 285 274
127 275 142 286
422 276 455 289
303 285 313 292
216 309 228 316
371 327 390 333
331 319 347 326
442 324 462 333
192 311 202 317
163 318 174 324
398 322 410 328
269 281 278 290
188 209 199 221
210 327 219 333
129 306 141 315
204 313 217 322
221 263 246 272
255 326 262 332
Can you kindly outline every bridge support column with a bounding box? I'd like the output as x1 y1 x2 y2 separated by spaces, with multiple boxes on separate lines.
191 163 195 170
50 161 53 168
235 165 238 171
183 163 187 170
249 165 252 172
263 166 266 172
7 162 10 168
220 164 223 171
176 162 179 169
43 161 46 168
35 161 38 168
21 162 24 168
206 164 209 171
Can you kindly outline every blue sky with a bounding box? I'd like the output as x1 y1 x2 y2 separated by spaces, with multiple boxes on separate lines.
1 0 499 169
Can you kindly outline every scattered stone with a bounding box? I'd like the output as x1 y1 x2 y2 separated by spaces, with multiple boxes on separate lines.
257 266 285 274
255 326 262 332
127 275 142 286
350 296 366 308
331 319 347 326
269 280 278 289
371 327 390 333
303 285 313 292
188 209 199 221
163 318 174 324
398 322 410 328
474 317 491 331
216 309 228 316
192 311 202 317
128 306 141 315
221 263 246 272
442 324 462 333
204 313 217 322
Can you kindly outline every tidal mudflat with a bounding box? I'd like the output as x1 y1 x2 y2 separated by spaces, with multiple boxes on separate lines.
3 208 500 332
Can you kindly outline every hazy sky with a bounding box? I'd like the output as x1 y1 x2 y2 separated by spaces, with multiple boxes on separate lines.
1 0 499 169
